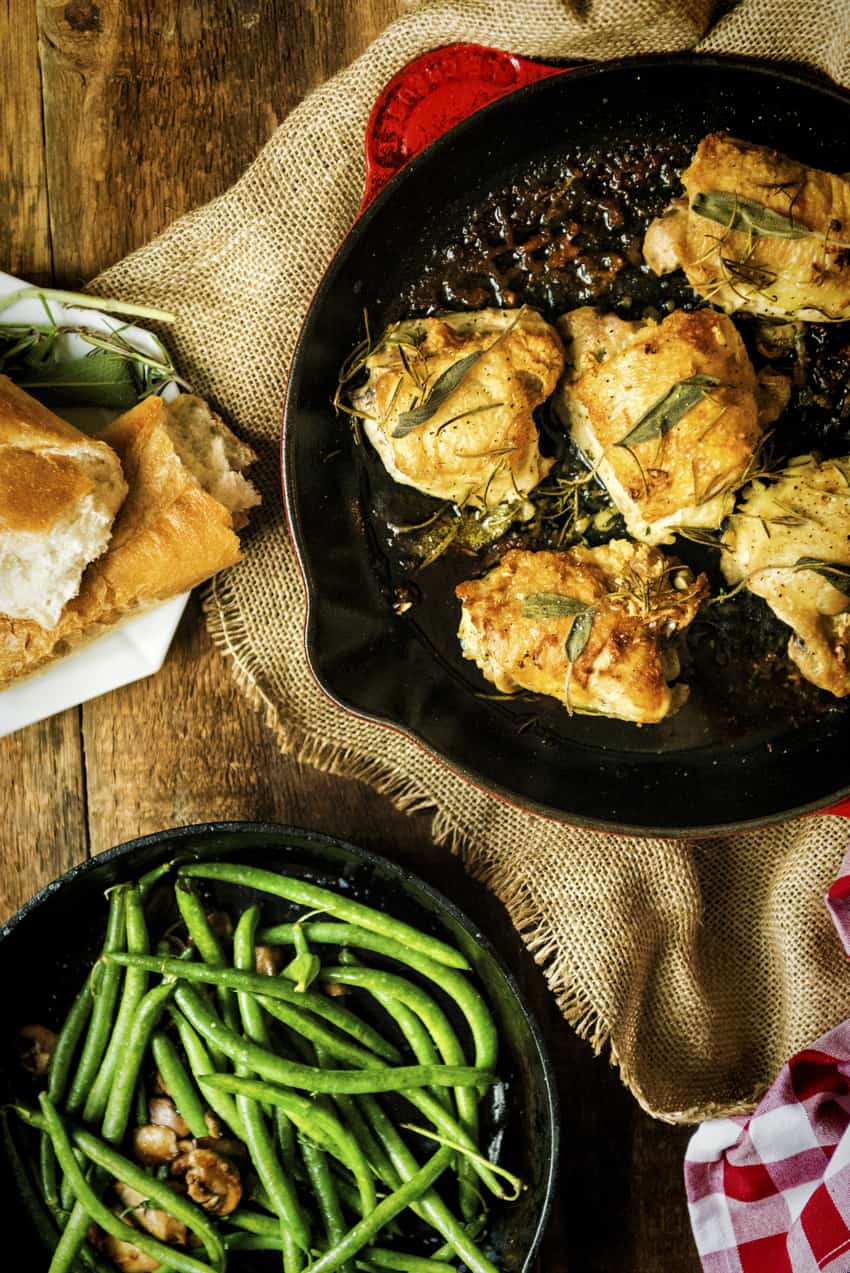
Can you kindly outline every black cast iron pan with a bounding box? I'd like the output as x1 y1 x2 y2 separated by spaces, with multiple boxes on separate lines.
283 53 850 835
0 822 558 1269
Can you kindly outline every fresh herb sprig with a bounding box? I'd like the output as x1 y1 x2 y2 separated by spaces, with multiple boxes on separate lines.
0 287 186 410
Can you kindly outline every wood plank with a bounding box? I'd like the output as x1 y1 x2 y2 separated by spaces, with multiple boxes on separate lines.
0 0 51 283
36 0 405 276
0 0 87 922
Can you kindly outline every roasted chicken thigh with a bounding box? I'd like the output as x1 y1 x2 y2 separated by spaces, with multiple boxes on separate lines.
351 308 563 508
555 306 787 544
456 541 708 723
644 132 850 321
721 456 850 697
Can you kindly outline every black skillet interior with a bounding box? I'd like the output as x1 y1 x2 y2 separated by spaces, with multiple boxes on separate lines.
0 823 558 1270
283 54 850 834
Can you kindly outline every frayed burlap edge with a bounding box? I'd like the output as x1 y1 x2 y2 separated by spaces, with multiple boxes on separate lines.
203 574 765 1125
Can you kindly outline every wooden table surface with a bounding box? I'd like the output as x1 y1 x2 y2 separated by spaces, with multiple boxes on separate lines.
0 2 698 1268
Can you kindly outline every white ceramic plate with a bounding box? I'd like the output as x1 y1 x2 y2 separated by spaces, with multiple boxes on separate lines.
0 270 189 737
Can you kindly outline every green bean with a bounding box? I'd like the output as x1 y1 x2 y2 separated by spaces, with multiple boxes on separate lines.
226 1207 282 1235
431 1214 485 1262
256 993 388 1068
138 860 175 897
257 923 497 1073
101 981 174 1142
15 1104 226 1273
38 1094 216 1273
174 984 492 1094
322 965 477 1096
357 1252 457 1273
47 984 93 1105
204 1073 376 1215
274 1103 298 1174
105 952 401 1061
58 1145 83 1216
150 1030 209 1138
238 1094 307 1269
232 906 311 1264
330 1091 399 1191
306 1045 359 1273
39 1129 61 1209
178 862 470 971
320 965 488 1213
176 878 241 1039
225 1233 286 1250
264 923 500 1221
169 1007 247 1140
300 1136 350 1265
2 1109 66 1263
82 885 149 1125
59 891 143 1270
53 980 178 1273
65 885 127 1115
370 989 452 1114
132 1076 148 1129
305 1147 453 1273
357 1097 497 1273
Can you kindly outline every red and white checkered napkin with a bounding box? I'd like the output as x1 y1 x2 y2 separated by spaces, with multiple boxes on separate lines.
685 846 850 1273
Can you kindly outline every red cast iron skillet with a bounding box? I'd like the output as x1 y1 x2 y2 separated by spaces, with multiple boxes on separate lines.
283 52 850 836
0 823 558 1268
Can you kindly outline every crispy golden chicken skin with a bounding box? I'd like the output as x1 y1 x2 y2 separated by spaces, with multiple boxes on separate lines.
456 542 708 723
721 456 850 697
555 306 787 544
351 308 563 508
644 132 850 321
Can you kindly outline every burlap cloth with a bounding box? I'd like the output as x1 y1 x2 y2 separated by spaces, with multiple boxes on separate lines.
92 0 850 1123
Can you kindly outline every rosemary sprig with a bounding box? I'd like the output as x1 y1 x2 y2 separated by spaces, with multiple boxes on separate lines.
0 286 175 323
0 316 184 409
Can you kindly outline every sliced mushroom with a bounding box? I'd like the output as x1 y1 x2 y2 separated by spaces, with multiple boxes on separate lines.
16 1024 57 1075
255 944 282 976
131 1124 180 1166
113 1183 187 1246
178 1135 246 1159
149 1097 190 1138
170 1147 242 1215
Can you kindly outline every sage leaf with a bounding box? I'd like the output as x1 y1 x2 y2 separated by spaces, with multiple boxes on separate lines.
522 593 592 619
615 375 721 449
14 350 142 409
792 557 850 596
691 191 811 240
565 608 595 663
392 352 482 437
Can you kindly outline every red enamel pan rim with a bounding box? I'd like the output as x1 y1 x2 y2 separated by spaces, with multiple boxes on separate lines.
280 49 850 837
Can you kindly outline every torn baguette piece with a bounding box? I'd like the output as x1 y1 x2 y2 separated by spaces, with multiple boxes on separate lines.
0 374 128 628
0 394 259 687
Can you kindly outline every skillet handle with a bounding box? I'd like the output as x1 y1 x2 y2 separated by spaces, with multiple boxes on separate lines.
360 42 570 213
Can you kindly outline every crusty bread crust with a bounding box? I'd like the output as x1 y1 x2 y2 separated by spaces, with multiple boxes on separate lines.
0 396 247 686
0 374 122 532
